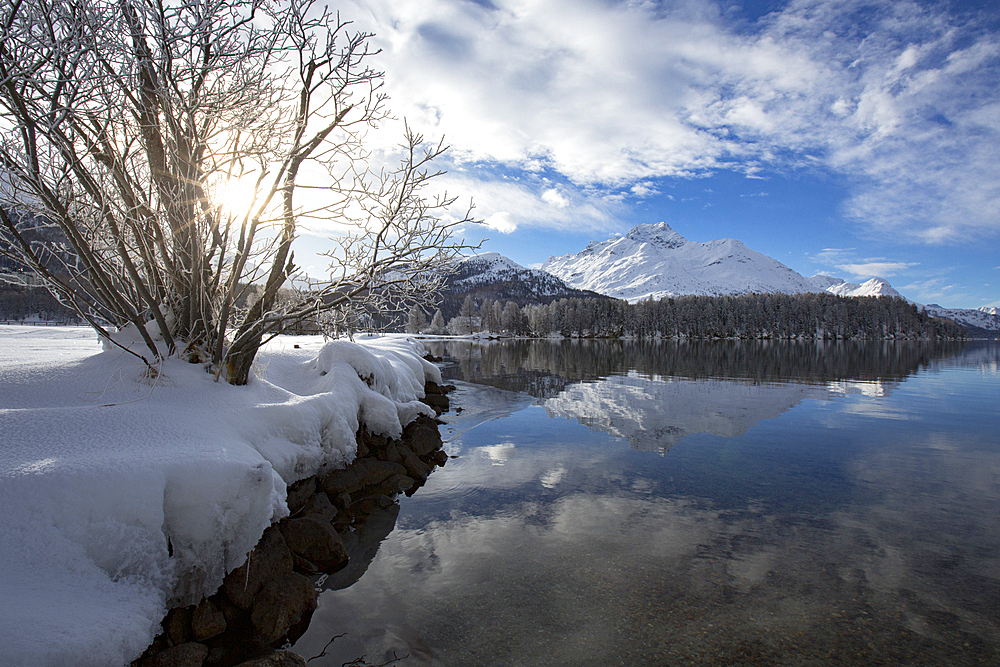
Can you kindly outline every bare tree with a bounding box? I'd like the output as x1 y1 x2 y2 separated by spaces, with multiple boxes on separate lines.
0 0 476 384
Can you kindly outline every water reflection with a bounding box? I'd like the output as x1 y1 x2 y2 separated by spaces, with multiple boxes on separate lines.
542 374 831 452
294 341 1000 666
427 339 972 390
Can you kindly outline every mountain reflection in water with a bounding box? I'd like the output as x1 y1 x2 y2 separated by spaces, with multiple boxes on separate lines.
294 340 1000 666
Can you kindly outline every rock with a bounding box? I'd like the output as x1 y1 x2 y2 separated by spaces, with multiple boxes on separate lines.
190 598 226 642
250 572 317 646
330 490 351 509
278 515 349 573
290 552 319 574
320 459 407 496
214 594 245 630
300 492 337 522
366 431 388 450
431 449 448 466
232 650 307 667
371 473 415 497
163 606 191 645
222 527 294 610
284 478 316 516
148 642 209 667
382 441 403 464
399 447 431 482
348 496 380 519
421 392 449 413
403 415 443 456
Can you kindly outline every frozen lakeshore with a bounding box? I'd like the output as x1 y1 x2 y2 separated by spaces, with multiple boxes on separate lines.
0 325 443 666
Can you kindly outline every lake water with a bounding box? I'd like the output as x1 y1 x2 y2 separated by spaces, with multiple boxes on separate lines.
293 340 1000 666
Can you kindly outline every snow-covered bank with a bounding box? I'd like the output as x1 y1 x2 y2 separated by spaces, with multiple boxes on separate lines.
0 326 441 667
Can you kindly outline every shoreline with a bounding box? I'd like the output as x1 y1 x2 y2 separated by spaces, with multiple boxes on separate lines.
132 379 454 667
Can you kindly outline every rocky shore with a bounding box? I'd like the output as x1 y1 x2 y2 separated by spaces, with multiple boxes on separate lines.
132 380 454 667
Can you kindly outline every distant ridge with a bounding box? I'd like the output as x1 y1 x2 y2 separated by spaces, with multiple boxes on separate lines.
434 252 605 319
441 225 997 333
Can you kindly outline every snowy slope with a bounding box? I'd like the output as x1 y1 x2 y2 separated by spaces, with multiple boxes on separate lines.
0 326 440 667
451 252 591 298
541 222 820 302
825 277 902 299
924 304 1000 331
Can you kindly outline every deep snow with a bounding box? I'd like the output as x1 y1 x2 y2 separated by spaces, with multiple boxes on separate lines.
0 325 440 667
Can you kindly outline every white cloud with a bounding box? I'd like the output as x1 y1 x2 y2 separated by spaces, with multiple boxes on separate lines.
337 0 1000 243
811 248 918 281
836 261 916 278
484 211 518 234
429 171 617 235
630 182 659 197
541 188 569 208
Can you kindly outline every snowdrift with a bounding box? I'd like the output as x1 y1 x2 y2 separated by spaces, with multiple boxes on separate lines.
0 326 440 666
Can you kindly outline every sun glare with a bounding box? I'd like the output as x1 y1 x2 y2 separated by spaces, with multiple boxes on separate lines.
213 177 259 218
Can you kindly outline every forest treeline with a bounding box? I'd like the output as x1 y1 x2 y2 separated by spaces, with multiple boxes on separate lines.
0 284 80 322
414 292 966 340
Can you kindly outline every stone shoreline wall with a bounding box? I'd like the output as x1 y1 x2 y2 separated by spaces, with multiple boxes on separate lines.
133 380 454 667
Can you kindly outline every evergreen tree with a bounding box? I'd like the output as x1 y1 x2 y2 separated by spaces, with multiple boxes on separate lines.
406 305 428 333
429 309 446 334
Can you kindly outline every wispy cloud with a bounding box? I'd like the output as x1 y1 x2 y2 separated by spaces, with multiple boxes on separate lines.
811 248 918 280
837 261 917 278
341 0 1000 242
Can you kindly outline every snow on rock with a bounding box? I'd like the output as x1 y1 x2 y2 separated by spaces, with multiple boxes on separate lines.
0 326 440 667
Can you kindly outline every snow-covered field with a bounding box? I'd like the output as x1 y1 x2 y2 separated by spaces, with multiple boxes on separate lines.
0 325 440 667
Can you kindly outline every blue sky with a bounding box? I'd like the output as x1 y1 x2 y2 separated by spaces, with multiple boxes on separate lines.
297 0 1000 309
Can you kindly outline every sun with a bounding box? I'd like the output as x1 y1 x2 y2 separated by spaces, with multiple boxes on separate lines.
212 176 259 219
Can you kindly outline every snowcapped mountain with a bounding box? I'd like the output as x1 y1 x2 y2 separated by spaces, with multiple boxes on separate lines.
457 225 996 334
542 222 820 302
824 277 902 299
438 252 603 318
451 253 571 295
923 304 1000 332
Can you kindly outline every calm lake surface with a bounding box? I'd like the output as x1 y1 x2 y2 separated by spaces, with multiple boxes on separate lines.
294 340 1000 666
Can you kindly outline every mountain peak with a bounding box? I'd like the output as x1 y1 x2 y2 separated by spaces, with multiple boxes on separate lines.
827 277 901 299
625 222 687 249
